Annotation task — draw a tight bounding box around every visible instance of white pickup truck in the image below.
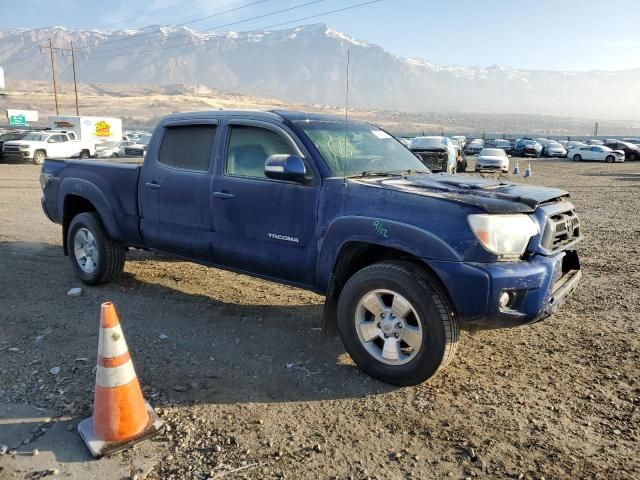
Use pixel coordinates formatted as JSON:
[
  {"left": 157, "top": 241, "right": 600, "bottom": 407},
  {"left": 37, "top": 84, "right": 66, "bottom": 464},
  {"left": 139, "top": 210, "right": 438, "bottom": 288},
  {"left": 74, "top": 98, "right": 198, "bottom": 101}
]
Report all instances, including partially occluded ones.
[{"left": 2, "top": 131, "right": 96, "bottom": 164}]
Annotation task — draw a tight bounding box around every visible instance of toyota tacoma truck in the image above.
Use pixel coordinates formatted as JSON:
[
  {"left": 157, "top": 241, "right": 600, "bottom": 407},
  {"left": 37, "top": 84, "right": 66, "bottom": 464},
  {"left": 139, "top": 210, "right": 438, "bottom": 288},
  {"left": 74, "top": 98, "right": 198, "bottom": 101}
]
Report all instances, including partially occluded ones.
[
  {"left": 4, "top": 130, "right": 96, "bottom": 164},
  {"left": 40, "top": 111, "right": 583, "bottom": 386}
]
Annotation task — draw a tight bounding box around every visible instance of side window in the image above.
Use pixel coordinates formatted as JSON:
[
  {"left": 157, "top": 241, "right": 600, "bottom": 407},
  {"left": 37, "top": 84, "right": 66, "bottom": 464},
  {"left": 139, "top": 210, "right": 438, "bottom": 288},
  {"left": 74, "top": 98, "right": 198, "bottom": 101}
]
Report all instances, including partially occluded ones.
[
  {"left": 58, "top": 135, "right": 69, "bottom": 143},
  {"left": 226, "top": 125, "right": 297, "bottom": 179},
  {"left": 158, "top": 125, "right": 217, "bottom": 171}
]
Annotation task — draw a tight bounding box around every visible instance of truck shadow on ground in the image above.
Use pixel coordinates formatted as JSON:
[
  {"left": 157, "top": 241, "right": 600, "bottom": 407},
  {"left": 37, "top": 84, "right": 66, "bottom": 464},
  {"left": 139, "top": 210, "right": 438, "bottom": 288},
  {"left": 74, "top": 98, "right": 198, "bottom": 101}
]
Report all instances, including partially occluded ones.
[{"left": 1, "top": 241, "right": 397, "bottom": 413}]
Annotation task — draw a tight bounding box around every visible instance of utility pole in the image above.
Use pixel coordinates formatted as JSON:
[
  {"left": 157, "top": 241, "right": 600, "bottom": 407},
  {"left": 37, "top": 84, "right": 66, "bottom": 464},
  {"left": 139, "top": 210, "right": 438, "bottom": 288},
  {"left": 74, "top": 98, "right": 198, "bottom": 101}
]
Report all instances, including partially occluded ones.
[
  {"left": 41, "top": 38, "right": 60, "bottom": 115},
  {"left": 40, "top": 40, "right": 84, "bottom": 115},
  {"left": 593, "top": 122, "right": 599, "bottom": 137},
  {"left": 70, "top": 41, "right": 79, "bottom": 115}
]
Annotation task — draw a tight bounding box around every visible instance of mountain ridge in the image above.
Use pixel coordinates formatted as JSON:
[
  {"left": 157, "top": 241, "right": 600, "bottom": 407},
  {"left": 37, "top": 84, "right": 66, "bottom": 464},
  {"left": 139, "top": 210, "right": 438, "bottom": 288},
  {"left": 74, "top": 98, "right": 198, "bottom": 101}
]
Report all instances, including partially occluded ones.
[{"left": 1, "top": 24, "right": 639, "bottom": 120}]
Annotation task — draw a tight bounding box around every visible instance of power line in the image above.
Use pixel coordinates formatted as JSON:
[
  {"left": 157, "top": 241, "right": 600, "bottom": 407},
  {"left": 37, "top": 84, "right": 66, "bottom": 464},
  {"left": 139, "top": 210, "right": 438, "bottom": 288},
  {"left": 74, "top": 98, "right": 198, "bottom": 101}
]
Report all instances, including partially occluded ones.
[
  {"left": 76, "top": 0, "right": 272, "bottom": 54},
  {"left": 81, "top": 0, "right": 382, "bottom": 75},
  {"left": 84, "top": 0, "right": 325, "bottom": 58},
  {"left": 87, "top": 0, "right": 381, "bottom": 63},
  {"left": 91, "top": 0, "right": 199, "bottom": 30}
]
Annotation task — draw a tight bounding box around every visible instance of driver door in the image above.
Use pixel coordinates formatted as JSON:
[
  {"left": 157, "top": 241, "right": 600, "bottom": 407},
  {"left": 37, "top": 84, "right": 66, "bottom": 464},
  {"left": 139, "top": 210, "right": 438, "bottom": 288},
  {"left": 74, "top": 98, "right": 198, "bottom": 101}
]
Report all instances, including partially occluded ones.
[{"left": 211, "top": 120, "right": 319, "bottom": 286}]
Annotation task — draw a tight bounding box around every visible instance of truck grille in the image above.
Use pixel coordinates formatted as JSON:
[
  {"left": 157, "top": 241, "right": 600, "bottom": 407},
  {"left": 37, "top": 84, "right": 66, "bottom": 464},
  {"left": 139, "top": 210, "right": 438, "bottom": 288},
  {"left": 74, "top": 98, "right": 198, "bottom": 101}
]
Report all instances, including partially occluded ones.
[
  {"left": 541, "top": 210, "right": 581, "bottom": 251},
  {"left": 3, "top": 145, "right": 20, "bottom": 153},
  {"left": 125, "top": 148, "right": 144, "bottom": 156}
]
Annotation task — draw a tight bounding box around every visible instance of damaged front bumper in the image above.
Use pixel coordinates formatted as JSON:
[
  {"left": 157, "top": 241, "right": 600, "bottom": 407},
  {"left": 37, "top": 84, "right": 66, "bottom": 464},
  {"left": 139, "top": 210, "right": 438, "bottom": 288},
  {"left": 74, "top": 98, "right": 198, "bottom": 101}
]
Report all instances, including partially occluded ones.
[{"left": 425, "top": 249, "right": 582, "bottom": 329}]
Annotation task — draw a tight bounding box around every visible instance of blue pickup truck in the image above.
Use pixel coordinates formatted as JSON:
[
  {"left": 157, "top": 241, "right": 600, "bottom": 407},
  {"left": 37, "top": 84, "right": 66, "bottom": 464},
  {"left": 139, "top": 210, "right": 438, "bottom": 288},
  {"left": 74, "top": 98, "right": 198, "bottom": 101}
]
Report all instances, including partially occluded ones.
[{"left": 40, "top": 110, "right": 582, "bottom": 385}]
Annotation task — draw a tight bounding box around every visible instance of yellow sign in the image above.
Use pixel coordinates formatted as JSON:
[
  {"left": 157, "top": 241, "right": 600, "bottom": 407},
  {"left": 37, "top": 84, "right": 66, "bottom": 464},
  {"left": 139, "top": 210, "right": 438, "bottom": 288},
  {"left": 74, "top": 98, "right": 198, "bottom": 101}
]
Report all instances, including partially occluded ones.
[{"left": 95, "top": 121, "right": 111, "bottom": 137}]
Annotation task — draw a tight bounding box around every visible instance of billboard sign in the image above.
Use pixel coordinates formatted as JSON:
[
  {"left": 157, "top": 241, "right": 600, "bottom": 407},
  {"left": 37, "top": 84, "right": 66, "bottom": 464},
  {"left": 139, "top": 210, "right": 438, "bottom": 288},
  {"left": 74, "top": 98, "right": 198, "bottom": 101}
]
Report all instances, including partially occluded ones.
[{"left": 7, "top": 109, "right": 39, "bottom": 122}]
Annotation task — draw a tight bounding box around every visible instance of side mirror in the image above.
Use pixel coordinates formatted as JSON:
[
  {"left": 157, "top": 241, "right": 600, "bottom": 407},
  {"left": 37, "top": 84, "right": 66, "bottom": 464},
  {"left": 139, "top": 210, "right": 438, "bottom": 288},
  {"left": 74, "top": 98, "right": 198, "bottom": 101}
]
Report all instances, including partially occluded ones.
[{"left": 265, "top": 154, "right": 307, "bottom": 182}]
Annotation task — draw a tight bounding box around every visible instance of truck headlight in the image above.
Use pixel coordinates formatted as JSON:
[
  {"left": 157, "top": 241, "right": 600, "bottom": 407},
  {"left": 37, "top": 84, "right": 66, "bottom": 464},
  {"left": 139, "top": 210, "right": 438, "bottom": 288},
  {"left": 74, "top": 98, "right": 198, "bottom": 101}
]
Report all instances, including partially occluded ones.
[
  {"left": 468, "top": 214, "right": 539, "bottom": 259},
  {"left": 19, "top": 145, "right": 30, "bottom": 150}
]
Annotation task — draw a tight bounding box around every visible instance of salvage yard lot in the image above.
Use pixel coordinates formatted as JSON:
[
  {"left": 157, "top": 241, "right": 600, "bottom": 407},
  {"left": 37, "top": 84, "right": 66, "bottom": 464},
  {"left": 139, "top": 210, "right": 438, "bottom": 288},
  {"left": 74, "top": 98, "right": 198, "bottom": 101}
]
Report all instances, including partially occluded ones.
[{"left": 0, "top": 159, "right": 638, "bottom": 479}]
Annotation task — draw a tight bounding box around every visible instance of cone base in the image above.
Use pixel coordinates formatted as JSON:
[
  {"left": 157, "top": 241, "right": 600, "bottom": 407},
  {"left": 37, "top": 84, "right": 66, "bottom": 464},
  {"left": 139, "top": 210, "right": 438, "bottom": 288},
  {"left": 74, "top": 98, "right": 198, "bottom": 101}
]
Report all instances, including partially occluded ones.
[{"left": 78, "top": 402, "right": 164, "bottom": 458}]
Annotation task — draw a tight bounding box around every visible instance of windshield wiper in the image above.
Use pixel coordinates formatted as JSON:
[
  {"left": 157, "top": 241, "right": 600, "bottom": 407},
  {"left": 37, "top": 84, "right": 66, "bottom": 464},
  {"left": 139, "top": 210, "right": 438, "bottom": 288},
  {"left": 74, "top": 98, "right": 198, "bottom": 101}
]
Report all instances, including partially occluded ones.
[{"left": 348, "top": 171, "right": 404, "bottom": 178}]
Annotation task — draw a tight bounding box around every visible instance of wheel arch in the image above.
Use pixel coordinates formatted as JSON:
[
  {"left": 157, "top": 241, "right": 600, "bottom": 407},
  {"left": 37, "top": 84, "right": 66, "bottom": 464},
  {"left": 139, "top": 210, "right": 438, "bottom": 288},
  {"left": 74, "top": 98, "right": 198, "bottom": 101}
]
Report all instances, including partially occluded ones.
[
  {"left": 59, "top": 179, "right": 122, "bottom": 255},
  {"left": 321, "top": 239, "right": 458, "bottom": 336}
]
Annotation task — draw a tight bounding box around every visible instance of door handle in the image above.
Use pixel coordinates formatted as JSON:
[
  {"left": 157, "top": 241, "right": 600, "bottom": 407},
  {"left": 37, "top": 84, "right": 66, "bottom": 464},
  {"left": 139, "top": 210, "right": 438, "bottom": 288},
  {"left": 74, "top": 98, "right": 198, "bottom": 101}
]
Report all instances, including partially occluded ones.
[
  {"left": 145, "top": 182, "right": 162, "bottom": 189},
  {"left": 213, "top": 191, "right": 235, "bottom": 199}
]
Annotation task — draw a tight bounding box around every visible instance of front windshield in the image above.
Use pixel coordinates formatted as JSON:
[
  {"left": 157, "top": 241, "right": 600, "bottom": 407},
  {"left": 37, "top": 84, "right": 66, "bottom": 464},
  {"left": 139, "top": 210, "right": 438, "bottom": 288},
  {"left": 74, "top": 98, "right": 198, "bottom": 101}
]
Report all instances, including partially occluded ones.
[
  {"left": 481, "top": 148, "right": 506, "bottom": 156},
  {"left": 23, "top": 133, "right": 47, "bottom": 141},
  {"left": 297, "top": 120, "right": 429, "bottom": 177}
]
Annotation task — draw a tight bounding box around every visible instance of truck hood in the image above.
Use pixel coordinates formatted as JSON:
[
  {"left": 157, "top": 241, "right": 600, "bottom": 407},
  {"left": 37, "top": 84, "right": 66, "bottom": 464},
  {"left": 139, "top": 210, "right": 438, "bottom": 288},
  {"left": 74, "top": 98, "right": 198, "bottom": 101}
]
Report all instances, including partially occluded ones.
[
  {"left": 4, "top": 140, "right": 37, "bottom": 147},
  {"left": 354, "top": 173, "right": 568, "bottom": 213}
]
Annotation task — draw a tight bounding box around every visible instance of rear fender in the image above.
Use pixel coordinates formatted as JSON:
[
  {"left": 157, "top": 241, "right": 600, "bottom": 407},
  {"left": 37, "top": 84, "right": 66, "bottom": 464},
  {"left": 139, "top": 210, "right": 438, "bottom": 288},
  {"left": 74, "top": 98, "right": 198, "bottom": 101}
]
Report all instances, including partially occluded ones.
[{"left": 58, "top": 178, "right": 122, "bottom": 245}]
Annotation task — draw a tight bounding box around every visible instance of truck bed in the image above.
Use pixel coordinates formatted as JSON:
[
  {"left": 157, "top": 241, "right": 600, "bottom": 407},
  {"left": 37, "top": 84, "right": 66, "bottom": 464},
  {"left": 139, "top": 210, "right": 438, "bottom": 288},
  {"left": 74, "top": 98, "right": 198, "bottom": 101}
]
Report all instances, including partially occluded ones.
[{"left": 41, "top": 158, "right": 144, "bottom": 246}]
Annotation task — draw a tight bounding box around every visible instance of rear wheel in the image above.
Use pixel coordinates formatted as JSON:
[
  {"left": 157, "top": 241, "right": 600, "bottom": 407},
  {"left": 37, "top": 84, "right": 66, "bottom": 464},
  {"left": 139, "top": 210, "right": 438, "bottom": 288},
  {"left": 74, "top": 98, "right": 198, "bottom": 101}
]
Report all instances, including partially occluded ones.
[
  {"left": 80, "top": 150, "right": 90, "bottom": 159},
  {"left": 33, "top": 150, "right": 46, "bottom": 165},
  {"left": 573, "top": 154, "right": 582, "bottom": 162},
  {"left": 337, "top": 261, "right": 459, "bottom": 386},
  {"left": 110, "top": 153, "right": 118, "bottom": 158},
  {"left": 67, "top": 212, "right": 125, "bottom": 285},
  {"left": 606, "top": 155, "right": 615, "bottom": 163}
]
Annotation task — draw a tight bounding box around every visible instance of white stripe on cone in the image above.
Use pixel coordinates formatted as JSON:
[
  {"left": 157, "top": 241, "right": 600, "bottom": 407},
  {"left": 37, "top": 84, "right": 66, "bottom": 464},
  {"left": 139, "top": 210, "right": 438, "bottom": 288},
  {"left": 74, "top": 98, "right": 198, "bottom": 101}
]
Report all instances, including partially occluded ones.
[
  {"left": 96, "top": 359, "right": 137, "bottom": 388},
  {"left": 98, "top": 324, "right": 129, "bottom": 358}
]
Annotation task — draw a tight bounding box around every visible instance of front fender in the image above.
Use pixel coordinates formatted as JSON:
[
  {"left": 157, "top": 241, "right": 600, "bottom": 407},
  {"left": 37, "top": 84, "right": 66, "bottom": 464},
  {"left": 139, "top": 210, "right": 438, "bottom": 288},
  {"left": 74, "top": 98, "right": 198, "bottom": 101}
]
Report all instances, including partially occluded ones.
[
  {"left": 58, "top": 178, "right": 123, "bottom": 242},
  {"left": 315, "top": 216, "right": 461, "bottom": 290}
]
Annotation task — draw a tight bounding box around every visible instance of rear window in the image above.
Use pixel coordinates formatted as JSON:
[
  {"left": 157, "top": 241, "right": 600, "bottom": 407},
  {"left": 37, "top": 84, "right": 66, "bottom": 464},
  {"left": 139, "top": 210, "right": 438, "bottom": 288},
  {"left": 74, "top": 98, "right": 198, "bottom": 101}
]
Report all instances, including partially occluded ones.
[{"left": 158, "top": 125, "right": 217, "bottom": 171}]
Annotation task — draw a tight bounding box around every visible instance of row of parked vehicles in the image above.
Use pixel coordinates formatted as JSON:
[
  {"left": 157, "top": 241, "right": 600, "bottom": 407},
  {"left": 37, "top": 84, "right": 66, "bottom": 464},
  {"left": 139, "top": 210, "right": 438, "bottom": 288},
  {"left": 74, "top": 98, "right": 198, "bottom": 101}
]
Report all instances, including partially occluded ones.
[
  {"left": 463, "top": 136, "right": 640, "bottom": 162},
  {"left": 0, "top": 116, "right": 151, "bottom": 164}
]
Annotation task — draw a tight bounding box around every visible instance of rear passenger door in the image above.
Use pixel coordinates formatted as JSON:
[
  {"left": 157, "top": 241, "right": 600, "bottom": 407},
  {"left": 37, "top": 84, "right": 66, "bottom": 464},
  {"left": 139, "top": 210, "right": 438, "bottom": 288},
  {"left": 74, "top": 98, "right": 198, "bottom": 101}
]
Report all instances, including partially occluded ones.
[
  {"left": 211, "top": 120, "right": 319, "bottom": 286},
  {"left": 139, "top": 121, "right": 218, "bottom": 260}
]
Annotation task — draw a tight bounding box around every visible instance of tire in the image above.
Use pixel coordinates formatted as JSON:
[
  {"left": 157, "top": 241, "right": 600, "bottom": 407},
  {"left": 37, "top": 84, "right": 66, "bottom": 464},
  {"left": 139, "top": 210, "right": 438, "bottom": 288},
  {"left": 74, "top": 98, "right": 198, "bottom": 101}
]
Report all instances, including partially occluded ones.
[
  {"left": 573, "top": 154, "right": 581, "bottom": 162},
  {"left": 110, "top": 153, "right": 118, "bottom": 158},
  {"left": 628, "top": 153, "right": 636, "bottom": 161},
  {"left": 67, "top": 212, "right": 125, "bottom": 285},
  {"left": 80, "top": 150, "right": 90, "bottom": 159},
  {"left": 456, "top": 160, "right": 466, "bottom": 173},
  {"left": 336, "top": 261, "right": 459, "bottom": 386},
  {"left": 605, "top": 155, "right": 614, "bottom": 163},
  {"left": 33, "top": 150, "right": 46, "bottom": 165}
]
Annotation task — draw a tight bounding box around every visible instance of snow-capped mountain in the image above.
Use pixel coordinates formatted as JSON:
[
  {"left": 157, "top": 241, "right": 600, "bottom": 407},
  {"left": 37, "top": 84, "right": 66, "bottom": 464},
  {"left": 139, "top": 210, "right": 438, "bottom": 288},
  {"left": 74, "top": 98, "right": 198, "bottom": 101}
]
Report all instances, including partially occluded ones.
[{"left": 1, "top": 24, "right": 638, "bottom": 119}]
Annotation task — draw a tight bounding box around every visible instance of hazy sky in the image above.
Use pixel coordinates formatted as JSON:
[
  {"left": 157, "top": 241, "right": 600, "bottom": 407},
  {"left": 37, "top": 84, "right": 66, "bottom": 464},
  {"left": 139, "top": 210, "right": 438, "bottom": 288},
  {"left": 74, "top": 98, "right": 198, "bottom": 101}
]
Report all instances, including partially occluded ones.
[{"left": 1, "top": 0, "right": 639, "bottom": 71}]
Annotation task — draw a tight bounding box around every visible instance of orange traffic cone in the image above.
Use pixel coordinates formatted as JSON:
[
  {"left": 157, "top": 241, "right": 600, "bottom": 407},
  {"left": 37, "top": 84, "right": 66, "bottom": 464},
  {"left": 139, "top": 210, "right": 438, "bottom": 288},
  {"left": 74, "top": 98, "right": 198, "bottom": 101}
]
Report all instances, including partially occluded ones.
[{"left": 78, "top": 302, "right": 163, "bottom": 457}]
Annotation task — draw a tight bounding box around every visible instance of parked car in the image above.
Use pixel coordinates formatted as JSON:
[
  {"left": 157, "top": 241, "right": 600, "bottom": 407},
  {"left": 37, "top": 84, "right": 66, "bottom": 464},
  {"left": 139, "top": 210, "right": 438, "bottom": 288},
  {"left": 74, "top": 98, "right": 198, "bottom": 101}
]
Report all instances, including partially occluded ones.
[
  {"left": 465, "top": 139, "right": 484, "bottom": 155},
  {"left": 475, "top": 148, "right": 509, "bottom": 173},
  {"left": 543, "top": 141, "right": 568, "bottom": 158},
  {"left": 569, "top": 145, "right": 624, "bottom": 162},
  {"left": 491, "top": 139, "right": 514, "bottom": 155},
  {"left": 95, "top": 140, "right": 134, "bottom": 159},
  {"left": 451, "top": 135, "right": 466, "bottom": 149},
  {"left": 586, "top": 139, "right": 604, "bottom": 145},
  {"left": 514, "top": 139, "right": 542, "bottom": 158},
  {"left": 39, "top": 110, "right": 583, "bottom": 386},
  {"left": 409, "top": 136, "right": 458, "bottom": 173},
  {"left": 603, "top": 140, "right": 640, "bottom": 161},
  {"left": 565, "top": 141, "right": 586, "bottom": 152},
  {"left": 0, "top": 131, "right": 27, "bottom": 160},
  {"left": 3, "top": 131, "right": 96, "bottom": 164}
]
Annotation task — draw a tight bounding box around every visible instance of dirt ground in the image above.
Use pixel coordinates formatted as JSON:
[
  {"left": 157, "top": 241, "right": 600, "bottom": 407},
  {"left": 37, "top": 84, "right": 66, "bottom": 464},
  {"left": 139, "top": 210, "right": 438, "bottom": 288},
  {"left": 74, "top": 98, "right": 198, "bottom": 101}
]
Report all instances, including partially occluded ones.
[{"left": 0, "top": 158, "right": 638, "bottom": 480}]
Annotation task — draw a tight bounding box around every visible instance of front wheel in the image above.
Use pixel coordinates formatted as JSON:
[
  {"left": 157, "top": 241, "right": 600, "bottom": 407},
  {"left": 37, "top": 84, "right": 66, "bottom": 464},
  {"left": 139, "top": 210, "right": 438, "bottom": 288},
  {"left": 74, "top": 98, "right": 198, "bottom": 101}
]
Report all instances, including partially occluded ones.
[
  {"left": 67, "top": 212, "right": 125, "bottom": 285},
  {"left": 33, "top": 150, "right": 46, "bottom": 165},
  {"left": 80, "top": 150, "right": 90, "bottom": 159},
  {"left": 605, "top": 155, "right": 615, "bottom": 163},
  {"left": 337, "top": 261, "right": 459, "bottom": 386}
]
